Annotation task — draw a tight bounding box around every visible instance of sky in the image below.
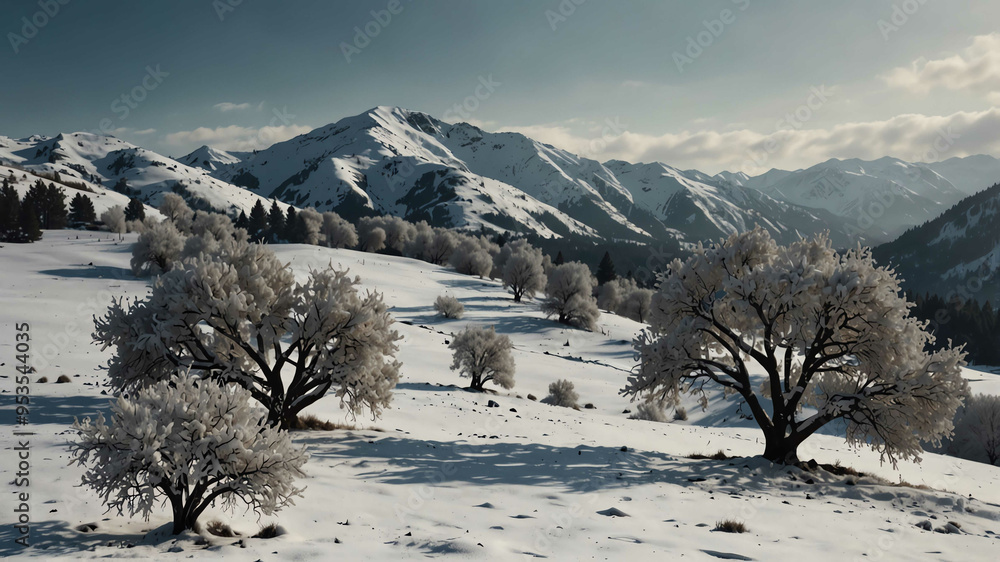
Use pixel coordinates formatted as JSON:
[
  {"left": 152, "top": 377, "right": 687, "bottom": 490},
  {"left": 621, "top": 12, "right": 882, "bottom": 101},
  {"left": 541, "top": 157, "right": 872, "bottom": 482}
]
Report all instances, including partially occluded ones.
[{"left": 3, "top": 0, "right": 1000, "bottom": 174}]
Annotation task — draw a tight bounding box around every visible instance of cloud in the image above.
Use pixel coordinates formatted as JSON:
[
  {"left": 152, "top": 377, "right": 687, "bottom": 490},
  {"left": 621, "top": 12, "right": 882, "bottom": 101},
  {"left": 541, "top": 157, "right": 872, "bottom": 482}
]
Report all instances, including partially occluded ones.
[
  {"left": 163, "top": 124, "right": 313, "bottom": 151},
  {"left": 132, "top": 128, "right": 157, "bottom": 135},
  {"left": 499, "top": 108, "right": 1000, "bottom": 174},
  {"left": 212, "top": 102, "right": 255, "bottom": 112},
  {"left": 882, "top": 34, "right": 1000, "bottom": 96}
]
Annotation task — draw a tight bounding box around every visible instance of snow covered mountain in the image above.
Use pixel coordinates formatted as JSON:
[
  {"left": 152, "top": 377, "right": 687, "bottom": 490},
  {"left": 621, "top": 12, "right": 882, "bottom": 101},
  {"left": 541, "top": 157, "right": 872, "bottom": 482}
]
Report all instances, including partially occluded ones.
[
  {"left": 922, "top": 154, "right": 1000, "bottom": 195},
  {"left": 874, "top": 181, "right": 1000, "bottom": 304},
  {"left": 604, "top": 160, "right": 864, "bottom": 247},
  {"left": 0, "top": 133, "right": 285, "bottom": 215},
  {"left": 177, "top": 145, "right": 243, "bottom": 172},
  {"left": 718, "top": 156, "right": 1000, "bottom": 240},
  {"left": 6, "top": 109, "right": 1000, "bottom": 247},
  {"left": 196, "top": 106, "right": 862, "bottom": 245}
]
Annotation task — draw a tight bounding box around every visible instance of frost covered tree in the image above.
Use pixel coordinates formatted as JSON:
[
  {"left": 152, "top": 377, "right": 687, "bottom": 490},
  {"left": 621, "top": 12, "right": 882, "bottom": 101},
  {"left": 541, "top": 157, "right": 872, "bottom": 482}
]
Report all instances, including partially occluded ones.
[
  {"left": 619, "top": 287, "right": 653, "bottom": 323},
  {"left": 94, "top": 241, "right": 403, "bottom": 429},
  {"left": 131, "top": 218, "right": 185, "bottom": 276},
  {"left": 543, "top": 379, "right": 579, "bottom": 408},
  {"left": 542, "top": 262, "right": 600, "bottom": 331},
  {"left": 434, "top": 294, "right": 464, "bottom": 319},
  {"left": 158, "top": 192, "right": 195, "bottom": 232},
  {"left": 359, "top": 216, "right": 416, "bottom": 253},
  {"left": 449, "top": 326, "right": 515, "bottom": 391},
  {"left": 625, "top": 228, "right": 968, "bottom": 465},
  {"left": 360, "top": 226, "right": 387, "bottom": 252},
  {"left": 947, "top": 394, "right": 1000, "bottom": 465},
  {"left": 101, "top": 205, "right": 126, "bottom": 240},
  {"left": 70, "top": 372, "right": 307, "bottom": 534},
  {"left": 321, "top": 211, "right": 358, "bottom": 249},
  {"left": 408, "top": 227, "right": 457, "bottom": 265},
  {"left": 179, "top": 212, "right": 248, "bottom": 261},
  {"left": 497, "top": 240, "right": 546, "bottom": 302},
  {"left": 450, "top": 235, "right": 495, "bottom": 278}
]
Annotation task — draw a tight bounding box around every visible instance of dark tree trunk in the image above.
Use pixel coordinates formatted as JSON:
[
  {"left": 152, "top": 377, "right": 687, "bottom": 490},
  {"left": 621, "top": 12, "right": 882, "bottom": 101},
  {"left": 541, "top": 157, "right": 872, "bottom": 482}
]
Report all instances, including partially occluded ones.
[{"left": 762, "top": 434, "right": 800, "bottom": 465}]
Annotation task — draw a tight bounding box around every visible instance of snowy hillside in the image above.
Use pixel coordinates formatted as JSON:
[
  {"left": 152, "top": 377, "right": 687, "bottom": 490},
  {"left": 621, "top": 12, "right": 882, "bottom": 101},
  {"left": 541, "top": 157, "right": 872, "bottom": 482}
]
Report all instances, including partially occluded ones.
[
  {"left": 1, "top": 233, "right": 999, "bottom": 560},
  {"left": 0, "top": 133, "right": 287, "bottom": 215},
  {"left": 0, "top": 164, "right": 159, "bottom": 218},
  {"left": 874, "top": 181, "right": 1000, "bottom": 303}
]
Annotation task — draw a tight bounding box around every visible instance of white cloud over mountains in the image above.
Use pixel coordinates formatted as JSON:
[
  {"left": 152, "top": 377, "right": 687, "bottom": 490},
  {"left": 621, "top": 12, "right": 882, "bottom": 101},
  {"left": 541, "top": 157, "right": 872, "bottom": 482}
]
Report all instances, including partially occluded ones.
[
  {"left": 502, "top": 108, "right": 1000, "bottom": 175},
  {"left": 164, "top": 124, "right": 312, "bottom": 152}
]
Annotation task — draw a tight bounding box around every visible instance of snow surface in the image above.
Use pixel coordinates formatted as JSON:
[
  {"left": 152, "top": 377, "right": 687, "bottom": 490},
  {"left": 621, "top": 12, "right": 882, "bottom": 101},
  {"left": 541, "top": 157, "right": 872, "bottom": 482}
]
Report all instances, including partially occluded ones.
[{"left": 1, "top": 233, "right": 999, "bottom": 561}]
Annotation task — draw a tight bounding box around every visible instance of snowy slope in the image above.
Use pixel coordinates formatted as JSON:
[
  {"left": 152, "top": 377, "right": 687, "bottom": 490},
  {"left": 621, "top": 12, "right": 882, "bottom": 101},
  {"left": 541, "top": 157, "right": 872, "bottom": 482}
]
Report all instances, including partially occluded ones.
[
  {"left": 874, "top": 181, "right": 1000, "bottom": 303},
  {"left": 1, "top": 234, "right": 999, "bottom": 561},
  {"left": 0, "top": 133, "right": 287, "bottom": 215},
  {"left": 0, "top": 164, "right": 159, "bottom": 218}
]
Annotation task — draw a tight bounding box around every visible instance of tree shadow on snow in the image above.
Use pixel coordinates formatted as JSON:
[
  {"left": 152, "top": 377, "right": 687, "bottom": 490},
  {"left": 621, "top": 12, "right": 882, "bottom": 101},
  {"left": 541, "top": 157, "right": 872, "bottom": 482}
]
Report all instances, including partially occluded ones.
[
  {"left": 0, "top": 519, "right": 179, "bottom": 558},
  {"left": 296, "top": 434, "right": 681, "bottom": 494},
  {"left": 39, "top": 265, "right": 134, "bottom": 281},
  {"left": 31, "top": 393, "right": 114, "bottom": 426}
]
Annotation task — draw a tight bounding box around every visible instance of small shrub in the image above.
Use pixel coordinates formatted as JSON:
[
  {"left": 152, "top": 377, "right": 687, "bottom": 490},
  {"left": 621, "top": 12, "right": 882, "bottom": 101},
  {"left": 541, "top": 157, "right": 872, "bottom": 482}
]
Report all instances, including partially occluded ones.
[
  {"left": 205, "top": 520, "right": 236, "bottom": 537},
  {"left": 543, "top": 379, "right": 578, "bottom": 408},
  {"left": 673, "top": 407, "right": 688, "bottom": 421},
  {"left": 434, "top": 295, "right": 465, "bottom": 319},
  {"left": 56, "top": 374, "right": 71, "bottom": 383},
  {"left": 290, "top": 414, "right": 358, "bottom": 431},
  {"left": 253, "top": 523, "right": 282, "bottom": 539},
  {"left": 714, "top": 519, "right": 748, "bottom": 533},
  {"left": 629, "top": 401, "right": 668, "bottom": 422},
  {"left": 689, "top": 450, "right": 730, "bottom": 460}
]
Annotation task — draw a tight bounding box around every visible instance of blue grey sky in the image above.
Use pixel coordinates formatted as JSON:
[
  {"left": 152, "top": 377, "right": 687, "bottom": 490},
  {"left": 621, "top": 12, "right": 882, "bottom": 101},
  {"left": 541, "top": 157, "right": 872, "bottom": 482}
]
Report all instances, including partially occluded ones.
[{"left": 3, "top": 0, "right": 1000, "bottom": 173}]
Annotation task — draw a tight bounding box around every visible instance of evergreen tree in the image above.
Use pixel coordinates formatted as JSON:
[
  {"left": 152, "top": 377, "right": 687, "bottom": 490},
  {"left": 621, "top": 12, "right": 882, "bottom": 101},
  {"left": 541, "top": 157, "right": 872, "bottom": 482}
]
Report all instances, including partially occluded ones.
[
  {"left": 125, "top": 197, "right": 146, "bottom": 222},
  {"left": 267, "top": 200, "right": 285, "bottom": 242},
  {"left": 69, "top": 193, "right": 97, "bottom": 224},
  {"left": 17, "top": 198, "right": 42, "bottom": 242},
  {"left": 283, "top": 206, "right": 299, "bottom": 242},
  {"left": 234, "top": 210, "right": 249, "bottom": 230},
  {"left": 44, "top": 183, "right": 68, "bottom": 229},
  {"left": 596, "top": 251, "right": 617, "bottom": 285},
  {"left": 0, "top": 181, "right": 22, "bottom": 241},
  {"left": 554, "top": 251, "right": 565, "bottom": 266},
  {"left": 247, "top": 200, "right": 268, "bottom": 239}
]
